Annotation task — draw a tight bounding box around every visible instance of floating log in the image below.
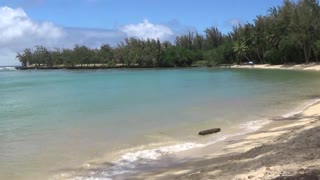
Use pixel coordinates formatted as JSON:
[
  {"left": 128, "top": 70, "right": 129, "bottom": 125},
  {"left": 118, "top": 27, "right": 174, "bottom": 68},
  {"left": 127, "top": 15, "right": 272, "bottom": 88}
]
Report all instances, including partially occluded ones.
[{"left": 198, "top": 128, "right": 221, "bottom": 135}]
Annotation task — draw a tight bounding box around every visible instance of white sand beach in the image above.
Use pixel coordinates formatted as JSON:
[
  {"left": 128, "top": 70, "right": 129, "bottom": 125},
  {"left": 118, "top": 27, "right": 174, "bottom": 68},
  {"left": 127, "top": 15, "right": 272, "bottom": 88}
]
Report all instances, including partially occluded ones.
[
  {"left": 131, "top": 101, "right": 320, "bottom": 179},
  {"left": 232, "top": 64, "right": 320, "bottom": 71}
]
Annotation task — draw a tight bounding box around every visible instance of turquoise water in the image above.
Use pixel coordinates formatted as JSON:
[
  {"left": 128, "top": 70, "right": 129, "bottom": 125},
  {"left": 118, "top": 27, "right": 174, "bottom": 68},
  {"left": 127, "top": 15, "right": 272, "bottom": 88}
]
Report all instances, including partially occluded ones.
[{"left": 1, "top": 68, "right": 320, "bottom": 179}]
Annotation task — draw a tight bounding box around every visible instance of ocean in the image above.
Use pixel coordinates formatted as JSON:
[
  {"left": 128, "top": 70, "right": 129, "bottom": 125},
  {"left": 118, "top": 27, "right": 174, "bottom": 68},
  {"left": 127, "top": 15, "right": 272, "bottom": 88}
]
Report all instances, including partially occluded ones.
[{"left": 1, "top": 68, "right": 320, "bottom": 179}]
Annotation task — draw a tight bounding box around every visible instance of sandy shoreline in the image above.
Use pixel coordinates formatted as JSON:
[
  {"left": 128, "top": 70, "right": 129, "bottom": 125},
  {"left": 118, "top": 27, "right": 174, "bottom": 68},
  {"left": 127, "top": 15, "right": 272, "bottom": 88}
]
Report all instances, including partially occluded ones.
[
  {"left": 231, "top": 64, "right": 320, "bottom": 71},
  {"left": 127, "top": 100, "right": 320, "bottom": 179},
  {"left": 49, "top": 66, "right": 320, "bottom": 180}
]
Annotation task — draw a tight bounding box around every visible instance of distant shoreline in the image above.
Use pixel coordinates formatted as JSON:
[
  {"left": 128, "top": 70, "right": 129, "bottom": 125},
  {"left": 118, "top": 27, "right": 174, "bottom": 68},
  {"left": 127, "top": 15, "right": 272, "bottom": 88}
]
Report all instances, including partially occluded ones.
[
  {"left": 16, "top": 65, "right": 127, "bottom": 70},
  {"left": 230, "top": 63, "right": 320, "bottom": 71},
  {"left": 13, "top": 63, "right": 320, "bottom": 71},
  {"left": 13, "top": 64, "right": 206, "bottom": 70},
  {"left": 15, "top": 65, "right": 172, "bottom": 70}
]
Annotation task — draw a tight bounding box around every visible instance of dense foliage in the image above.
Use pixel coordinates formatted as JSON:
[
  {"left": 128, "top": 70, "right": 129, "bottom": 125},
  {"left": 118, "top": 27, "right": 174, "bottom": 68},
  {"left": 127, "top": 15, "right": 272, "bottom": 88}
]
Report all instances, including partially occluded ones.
[{"left": 17, "top": 0, "right": 320, "bottom": 67}]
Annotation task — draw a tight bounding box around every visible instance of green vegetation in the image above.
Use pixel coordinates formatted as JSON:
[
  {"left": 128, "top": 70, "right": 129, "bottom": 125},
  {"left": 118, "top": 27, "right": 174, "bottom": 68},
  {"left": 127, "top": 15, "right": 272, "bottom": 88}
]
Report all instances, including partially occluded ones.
[{"left": 17, "top": 0, "right": 320, "bottom": 67}]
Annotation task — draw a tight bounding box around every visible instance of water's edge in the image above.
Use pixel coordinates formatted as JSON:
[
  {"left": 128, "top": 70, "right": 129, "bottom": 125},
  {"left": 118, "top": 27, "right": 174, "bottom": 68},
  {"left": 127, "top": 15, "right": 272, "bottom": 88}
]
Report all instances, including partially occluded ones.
[{"left": 53, "top": 98, "right": 320, "bottom": 180}]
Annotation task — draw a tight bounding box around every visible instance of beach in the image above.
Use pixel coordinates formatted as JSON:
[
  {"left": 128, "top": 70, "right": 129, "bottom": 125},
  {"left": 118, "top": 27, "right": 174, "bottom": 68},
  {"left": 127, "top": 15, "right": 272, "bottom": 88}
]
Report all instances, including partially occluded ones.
[
  {"left": 2, "top": 68, "right": 320, "bottom": 180},
  {"left": 129, "top": 97, "right": 320, "bottom": 179},
  {"left": 3, "top": 0, "right": 320, "bottom": 179},
  {"left": 231, "top": 64, "right": 320, "bottom": 71}
]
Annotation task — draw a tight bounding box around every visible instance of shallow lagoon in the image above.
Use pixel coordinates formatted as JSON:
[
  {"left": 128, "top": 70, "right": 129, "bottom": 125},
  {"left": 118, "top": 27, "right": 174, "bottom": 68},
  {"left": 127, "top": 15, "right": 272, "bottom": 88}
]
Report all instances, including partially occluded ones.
[{"left": 1, "top": 68, "right": 320, "bottom": 179}]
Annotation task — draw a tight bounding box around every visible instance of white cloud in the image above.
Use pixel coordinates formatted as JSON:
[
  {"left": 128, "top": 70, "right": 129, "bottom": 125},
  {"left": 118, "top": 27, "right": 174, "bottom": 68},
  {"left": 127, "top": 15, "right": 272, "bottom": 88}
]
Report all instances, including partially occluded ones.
[
  {"left": 0, "top": 6, "right": 64, "bottom": 43},
  {"left": 121, "top": 19, "right": 174, "bottom": 41},
  {"left": 0, "top": 6, "right": 64, "bottom": 65},
  {"left": 0, "top": 7, "right": 181, "bottom": 66}
]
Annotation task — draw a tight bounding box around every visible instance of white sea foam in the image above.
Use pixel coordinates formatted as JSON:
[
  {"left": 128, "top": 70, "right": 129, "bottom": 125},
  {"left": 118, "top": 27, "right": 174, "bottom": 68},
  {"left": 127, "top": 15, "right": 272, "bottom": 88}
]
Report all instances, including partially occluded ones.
[
  {"left": 118, "top": 142, "right": 204, "bottom": 163},
  {"left": 240, "top": 119, "right": 271, "bottom": 132},
  {"left": 64, "top": 99, "right": 320, "bottom": 180},
  {"left": 203, "top": 119, "right": 272, "bottom": 147},
  {"left": 0, "top": 66, "right": 16, "bottom": 71},
  {"left": 67, "top": 117, "right": 277, "bottom": 180},
  {"left": 70, "top": 119, "right": 273, "bottom": 180},
  {"left": 282, "top": 98, "right": 320, "bottom": 118},
  {"left": 68, "top": 142, "right": 205, "bottom": 179}
]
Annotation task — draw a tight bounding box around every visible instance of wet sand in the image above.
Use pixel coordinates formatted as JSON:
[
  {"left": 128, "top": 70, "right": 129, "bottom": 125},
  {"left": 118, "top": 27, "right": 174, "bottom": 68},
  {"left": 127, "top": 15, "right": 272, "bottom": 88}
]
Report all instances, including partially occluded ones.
[{"left": 129, "top": 102, "right": 320, "bottom": 179}]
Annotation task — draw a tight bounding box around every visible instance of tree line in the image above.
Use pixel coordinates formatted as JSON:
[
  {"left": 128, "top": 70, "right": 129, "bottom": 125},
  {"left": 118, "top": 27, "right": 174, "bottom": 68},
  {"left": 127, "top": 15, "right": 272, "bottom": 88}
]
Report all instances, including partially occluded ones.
[{"left": 17, "top": 0, "right": 320, "bottom": 67}]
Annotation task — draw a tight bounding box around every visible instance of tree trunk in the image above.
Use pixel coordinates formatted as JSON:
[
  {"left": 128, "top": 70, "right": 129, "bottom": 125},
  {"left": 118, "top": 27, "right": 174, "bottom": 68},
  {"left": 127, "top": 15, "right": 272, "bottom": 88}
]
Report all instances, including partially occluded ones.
[
  {"left": 244, "top": 55, "right": 250, "bottom": 61},
  {"left": 303, "top": 42, "right": 311, "bottom": 64},
  {"left": 257, "top": 50, "right": 263, "bottom": 64},
  {"left": 304, "top": 47, "right": 309, "bottom": 64}
]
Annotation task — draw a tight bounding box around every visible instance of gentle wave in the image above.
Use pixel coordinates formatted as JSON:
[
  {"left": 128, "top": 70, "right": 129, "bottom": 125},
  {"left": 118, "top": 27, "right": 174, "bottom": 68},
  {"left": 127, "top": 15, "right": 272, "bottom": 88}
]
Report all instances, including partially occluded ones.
[
  {"left": 282, "top": 98, "right": 320, "bottom": 118},
  {"left": 0, "top": 67, "right": 16, "bottom": 71},
  {"left": 238, "top": 119, "right": 271, "bottom": 134},
  {"left": 68, "top": 142, "right": 205, "bottom": 179},
  {"left": 59, "top": 99, "right": 320, "bottom": 180},
  {"left": 66, "top": 120, "right": 271, "bottom": 180}
]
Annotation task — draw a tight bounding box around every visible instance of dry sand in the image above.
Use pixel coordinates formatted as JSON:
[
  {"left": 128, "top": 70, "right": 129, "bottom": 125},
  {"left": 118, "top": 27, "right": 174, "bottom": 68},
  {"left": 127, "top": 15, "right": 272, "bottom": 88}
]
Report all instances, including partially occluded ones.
[
  {"left": 231, "top": 64, "right": 320, "bottom": 71},
  {"left": 128, "top": 102, "right": 320, "bottom": 180}
]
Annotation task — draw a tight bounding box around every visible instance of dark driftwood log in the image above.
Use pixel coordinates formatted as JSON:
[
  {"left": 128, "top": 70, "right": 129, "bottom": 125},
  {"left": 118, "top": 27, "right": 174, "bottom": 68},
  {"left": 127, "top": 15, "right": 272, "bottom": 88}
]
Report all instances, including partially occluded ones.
[{"left": 198, "top": 128, "right": 221, "bottom": 135}]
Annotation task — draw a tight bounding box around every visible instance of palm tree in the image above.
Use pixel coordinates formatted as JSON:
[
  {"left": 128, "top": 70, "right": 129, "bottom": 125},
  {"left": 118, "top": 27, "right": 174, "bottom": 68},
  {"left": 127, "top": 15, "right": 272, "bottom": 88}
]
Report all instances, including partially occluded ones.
[{"left": 233, "top": 40, "right": 249, "bottom": 64}]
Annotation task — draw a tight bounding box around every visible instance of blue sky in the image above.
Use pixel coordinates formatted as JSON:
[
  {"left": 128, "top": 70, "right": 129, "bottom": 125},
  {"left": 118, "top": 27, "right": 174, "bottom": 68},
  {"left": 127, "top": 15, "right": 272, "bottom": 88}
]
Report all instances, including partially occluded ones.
[
  {"left": 0, "top": 0, "right": 283, "bottom": 65},
  {"left": 2, "top": 0, "right": 283, "bottom": 33}
]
